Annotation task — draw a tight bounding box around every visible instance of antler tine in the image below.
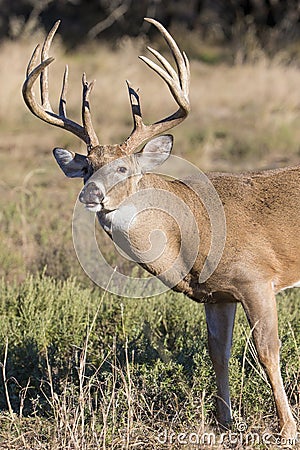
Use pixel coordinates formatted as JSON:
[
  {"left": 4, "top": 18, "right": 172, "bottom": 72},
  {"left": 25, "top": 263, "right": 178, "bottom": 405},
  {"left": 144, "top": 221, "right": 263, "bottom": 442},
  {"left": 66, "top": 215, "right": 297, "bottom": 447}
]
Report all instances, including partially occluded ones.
[
  {"left": 59, "top": 65, "right": 68, "bottom": 117},
  {"left": 126, "top": 80, "right": 143, "bottom": 130},
  {"left": 121, "top": 17, "right": 190, "bottom": 154},
  {"left": 40, "top": 20, "right": 60, "bottom": 111},
  {"left": 26, "top": 44, "right": 40, "bottom": 78},
  {"left": 82, "top": 74, "right": 99, "bottom": 148},
  {"left": 183, "top": 52, "right": 191, "bottom": 89},
  {"left": 138, "top": 54, "right": 189, "bottom": 112},
  {"left": 144, "top": 17, "right": 190, "bottom": 96},
  {"left": 22, "top": 21, "right": 100, "bottom": 148},
  {"left": 146, "top": 45, "right": 179, "bottom": 80}
]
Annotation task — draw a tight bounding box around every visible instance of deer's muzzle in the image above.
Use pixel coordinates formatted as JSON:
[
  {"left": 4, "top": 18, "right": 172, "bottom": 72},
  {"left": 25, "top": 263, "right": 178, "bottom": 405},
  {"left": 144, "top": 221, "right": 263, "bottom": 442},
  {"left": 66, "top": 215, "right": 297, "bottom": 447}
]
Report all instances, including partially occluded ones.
[{"left": 79, "top": 182, "right": 104, "bottom": 208}]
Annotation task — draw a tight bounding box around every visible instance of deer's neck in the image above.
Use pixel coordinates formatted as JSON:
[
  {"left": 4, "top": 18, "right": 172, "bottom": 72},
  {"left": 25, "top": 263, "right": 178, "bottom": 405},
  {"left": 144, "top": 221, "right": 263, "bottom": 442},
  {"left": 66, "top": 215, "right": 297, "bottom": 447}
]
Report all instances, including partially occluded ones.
[
  {"left": 131, "top": 173, "right": 212, "bottom": 287},
  {"left": 97, "top": 172, "right": 212, "bottom": 296}
]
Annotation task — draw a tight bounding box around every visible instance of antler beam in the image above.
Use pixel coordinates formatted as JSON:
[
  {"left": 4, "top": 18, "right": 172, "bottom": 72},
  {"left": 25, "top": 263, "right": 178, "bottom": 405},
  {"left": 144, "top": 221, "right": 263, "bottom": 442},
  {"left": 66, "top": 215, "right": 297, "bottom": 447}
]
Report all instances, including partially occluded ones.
[
  {"left": 22, "top": 20, "right": 99, "bottom": 149},
  {"left": 121, "top": 17, "right": 190, "bottom": 154},
  {"left": 22, "top": 18, "right": 190, "bottom": 154}
]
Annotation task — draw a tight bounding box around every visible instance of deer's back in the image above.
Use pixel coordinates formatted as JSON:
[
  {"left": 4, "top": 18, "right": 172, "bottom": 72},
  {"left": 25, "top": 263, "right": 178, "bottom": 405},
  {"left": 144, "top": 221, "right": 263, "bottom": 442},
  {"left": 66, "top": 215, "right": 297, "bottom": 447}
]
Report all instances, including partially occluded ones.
[{"left": 206, "top": 165, "right": 300, "bottom": 291}]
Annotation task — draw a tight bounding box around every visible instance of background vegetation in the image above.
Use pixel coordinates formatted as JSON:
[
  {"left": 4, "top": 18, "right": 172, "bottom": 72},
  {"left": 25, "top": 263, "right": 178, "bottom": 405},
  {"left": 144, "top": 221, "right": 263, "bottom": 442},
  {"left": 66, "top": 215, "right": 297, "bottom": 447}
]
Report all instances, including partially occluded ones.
[
  {"left": 0, "top": 0, "right": 300, "bottom": 54},
  {"left": 0, "top": 2, "right": 300, "bottom": 448}
]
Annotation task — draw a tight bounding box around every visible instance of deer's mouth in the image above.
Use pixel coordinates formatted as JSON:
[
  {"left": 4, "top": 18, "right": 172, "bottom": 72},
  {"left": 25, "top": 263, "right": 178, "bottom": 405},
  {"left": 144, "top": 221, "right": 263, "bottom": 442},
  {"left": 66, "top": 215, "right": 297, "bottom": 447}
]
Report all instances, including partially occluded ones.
[
  {"left": 83, "top": 202, "right": 102, "bottom": 212},
  {"left": 83, "top": 200, "right": 117, "bottom": 214},
  {"left": 79, "top": 181, "right": 105, "bottom": 212}
]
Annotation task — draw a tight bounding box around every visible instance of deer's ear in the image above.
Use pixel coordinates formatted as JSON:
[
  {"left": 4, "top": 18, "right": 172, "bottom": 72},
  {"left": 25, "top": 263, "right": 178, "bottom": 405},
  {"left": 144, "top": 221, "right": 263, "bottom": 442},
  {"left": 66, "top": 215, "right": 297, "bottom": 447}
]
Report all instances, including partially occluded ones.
[
  {"left": 53, "top": 148, "right": 88, "bottom": 178},
  {"left": 135, "top": 135, "right": 173, "bottom": 173}
]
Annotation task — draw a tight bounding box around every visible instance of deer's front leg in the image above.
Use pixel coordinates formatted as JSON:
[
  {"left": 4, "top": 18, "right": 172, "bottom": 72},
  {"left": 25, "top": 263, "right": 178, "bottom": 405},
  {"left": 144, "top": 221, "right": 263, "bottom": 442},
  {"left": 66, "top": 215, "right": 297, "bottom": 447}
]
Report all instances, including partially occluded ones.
[
  {"left": 241, "top": 283, "right": 297, "bottom": 439},
  {"left": 205, "top": 301, "right": 237, "bottom": 427}
]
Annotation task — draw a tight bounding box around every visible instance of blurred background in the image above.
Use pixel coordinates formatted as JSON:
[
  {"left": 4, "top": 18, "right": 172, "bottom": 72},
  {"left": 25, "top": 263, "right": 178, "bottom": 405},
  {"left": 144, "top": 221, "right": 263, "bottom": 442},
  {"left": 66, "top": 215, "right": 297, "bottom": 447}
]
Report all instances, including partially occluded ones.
[{"left": 1, "top": 0, "right": 300, "bottom": 52}]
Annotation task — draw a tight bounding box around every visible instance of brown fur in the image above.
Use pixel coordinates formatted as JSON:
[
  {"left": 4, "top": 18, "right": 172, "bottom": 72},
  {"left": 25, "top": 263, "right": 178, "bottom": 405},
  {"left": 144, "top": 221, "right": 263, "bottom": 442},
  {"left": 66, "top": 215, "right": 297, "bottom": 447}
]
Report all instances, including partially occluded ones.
[
  {"left": 89, "top": 161, "right": 299, "bottom": 438},
  {"left": 23, "top": 17, "right": 299, "bottom": 441}
]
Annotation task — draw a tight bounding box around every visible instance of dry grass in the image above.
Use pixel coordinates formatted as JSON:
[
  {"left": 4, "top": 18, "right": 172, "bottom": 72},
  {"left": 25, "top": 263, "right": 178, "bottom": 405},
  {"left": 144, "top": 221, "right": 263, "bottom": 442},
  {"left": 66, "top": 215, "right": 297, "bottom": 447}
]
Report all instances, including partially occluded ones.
[{"left": 0, "top": 275, "right": 298, "bottom": 450}]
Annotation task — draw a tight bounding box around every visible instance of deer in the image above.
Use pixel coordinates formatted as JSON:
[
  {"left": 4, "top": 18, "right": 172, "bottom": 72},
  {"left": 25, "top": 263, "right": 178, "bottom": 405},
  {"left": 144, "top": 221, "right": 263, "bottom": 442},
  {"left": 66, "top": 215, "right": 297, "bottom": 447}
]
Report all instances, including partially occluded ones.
[{"left": 22, "top": 18, "right": 299, "bottom": 440}]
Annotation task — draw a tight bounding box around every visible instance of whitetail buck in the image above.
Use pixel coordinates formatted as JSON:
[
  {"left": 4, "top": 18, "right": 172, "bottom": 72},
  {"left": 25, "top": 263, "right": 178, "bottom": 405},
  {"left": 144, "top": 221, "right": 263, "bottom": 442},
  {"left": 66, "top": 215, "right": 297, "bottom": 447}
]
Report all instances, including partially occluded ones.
[{"left": 23, "top": 19, "right": 299, "bottom": 439}]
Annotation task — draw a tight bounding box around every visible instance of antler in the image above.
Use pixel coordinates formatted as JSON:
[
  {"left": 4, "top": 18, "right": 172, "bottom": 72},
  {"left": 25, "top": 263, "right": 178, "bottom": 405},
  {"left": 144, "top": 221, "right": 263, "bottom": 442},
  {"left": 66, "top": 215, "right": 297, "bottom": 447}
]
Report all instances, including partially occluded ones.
[
  {"left": 120, "top": 17, "right": 190, "bottom": 154},
  {"left": 22, "top": 20, "right": 99, "bottom": 149},
  {"left": 22, "top": 18, "right": 189, "bottom": 154}
]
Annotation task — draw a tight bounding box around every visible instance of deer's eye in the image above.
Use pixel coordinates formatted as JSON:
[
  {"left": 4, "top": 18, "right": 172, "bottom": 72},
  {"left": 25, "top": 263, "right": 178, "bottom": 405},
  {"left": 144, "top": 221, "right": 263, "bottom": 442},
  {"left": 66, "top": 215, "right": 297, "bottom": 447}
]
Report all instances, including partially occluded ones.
[{"left": 118, "top": 166, "right": 127, "bottom": 174}]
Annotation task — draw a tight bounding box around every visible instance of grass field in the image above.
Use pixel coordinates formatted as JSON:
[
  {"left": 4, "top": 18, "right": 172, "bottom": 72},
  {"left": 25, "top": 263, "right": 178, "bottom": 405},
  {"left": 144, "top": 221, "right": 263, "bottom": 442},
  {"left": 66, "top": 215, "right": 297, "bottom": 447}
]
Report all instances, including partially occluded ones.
[{"left": 0, "top": 27, "right": 299, "bottom": 449}]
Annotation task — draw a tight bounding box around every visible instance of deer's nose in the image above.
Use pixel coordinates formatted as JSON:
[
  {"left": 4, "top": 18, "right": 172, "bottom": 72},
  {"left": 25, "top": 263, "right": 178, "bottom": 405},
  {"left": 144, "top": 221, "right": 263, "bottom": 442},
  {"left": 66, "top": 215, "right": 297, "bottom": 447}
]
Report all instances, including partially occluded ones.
[{"left": 79, "top": 182, "right": 104, "bottom": 205}]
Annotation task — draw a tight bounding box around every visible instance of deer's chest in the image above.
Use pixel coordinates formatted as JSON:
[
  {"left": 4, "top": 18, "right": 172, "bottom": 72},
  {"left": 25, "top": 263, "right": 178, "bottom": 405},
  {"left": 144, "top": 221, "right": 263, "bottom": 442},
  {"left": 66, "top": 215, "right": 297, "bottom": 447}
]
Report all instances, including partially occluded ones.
[{"left": 97, "top": 204, "right": 138, "bottom": 236}]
